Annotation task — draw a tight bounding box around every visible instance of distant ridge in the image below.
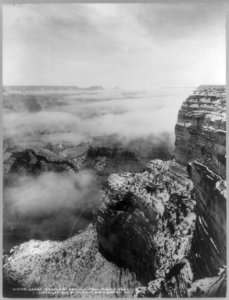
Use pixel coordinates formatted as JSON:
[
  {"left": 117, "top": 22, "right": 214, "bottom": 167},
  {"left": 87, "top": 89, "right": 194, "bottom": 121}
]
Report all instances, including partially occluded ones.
[
  {"left": 196, "top": 84, "right": 225, "bottom": 90},
  {"left": 3, "top": 85, "right": 104, "bottom": 92}
]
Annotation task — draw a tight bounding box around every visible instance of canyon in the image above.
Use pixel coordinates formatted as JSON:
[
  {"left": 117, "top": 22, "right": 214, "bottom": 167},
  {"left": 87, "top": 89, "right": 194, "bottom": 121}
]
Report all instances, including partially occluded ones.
[{"left": 3, "top": 85, "right": 226, "bottom": 297}]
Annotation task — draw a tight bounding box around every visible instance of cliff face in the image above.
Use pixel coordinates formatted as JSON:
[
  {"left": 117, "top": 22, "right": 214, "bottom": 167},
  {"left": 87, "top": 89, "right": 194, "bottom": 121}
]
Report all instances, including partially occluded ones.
[
  {"left": 190, "top": 161, "right": 226, "bottom": 278},
  {"left": 175, "top": 85, "right": 226, "bottom": 179},
  {"left": 175, "top": 85, "right": 226, "bottom": 281}
]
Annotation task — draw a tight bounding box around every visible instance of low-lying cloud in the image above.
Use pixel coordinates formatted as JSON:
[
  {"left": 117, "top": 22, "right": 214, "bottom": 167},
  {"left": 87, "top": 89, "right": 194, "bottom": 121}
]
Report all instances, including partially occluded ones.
[
  {"left": 3, "top": 88, "right": 191, "bottom": 148},
  {"left": 4, "top": 170, "right": 101, "bottom": 247}
]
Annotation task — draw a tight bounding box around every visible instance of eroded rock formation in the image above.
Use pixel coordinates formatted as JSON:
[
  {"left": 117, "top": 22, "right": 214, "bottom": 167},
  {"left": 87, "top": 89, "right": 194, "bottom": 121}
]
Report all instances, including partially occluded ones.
[{"left": 97, "top": 160, "right": 196, "bottom": 287}]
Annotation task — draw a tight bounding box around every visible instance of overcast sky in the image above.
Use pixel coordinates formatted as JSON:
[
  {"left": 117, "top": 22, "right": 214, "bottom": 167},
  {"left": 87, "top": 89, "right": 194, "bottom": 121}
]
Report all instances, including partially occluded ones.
[{"left": 3, "top": 3, "right": 227, "bottom": 88}]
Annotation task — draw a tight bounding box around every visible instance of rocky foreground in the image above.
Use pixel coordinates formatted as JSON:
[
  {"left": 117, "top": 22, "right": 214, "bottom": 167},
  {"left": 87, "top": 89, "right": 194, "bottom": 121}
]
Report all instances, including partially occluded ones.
[
  {"left": 3, "top": 85, "right": 227, "bottom": 297},
  {"left": 3, "top": 225, "right": 140, "bottom": 298}
]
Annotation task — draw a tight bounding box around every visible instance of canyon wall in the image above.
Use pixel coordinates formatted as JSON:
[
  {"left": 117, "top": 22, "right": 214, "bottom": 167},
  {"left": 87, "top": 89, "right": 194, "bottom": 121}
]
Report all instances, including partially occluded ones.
[
  {"left": 175, "top": 85, "right": 226, "bottom": 278},
  {"left": 190, "top": 161, "right": 226, "bottom": 277},
  {"left": 175, "top": 85, "right": 226, "bottom": 179}
]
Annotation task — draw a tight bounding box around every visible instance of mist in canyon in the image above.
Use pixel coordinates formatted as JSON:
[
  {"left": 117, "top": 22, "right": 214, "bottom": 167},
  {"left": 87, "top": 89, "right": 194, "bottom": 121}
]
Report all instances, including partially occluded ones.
[
  {"left": 4, "top": 169, "right": 101, "bottom": 251},
  {"left": 3, "top": 88, "right": 192, "bottom": 150},
  {"left": 3, "top": 87, "right": 191, "bottom": 249}
]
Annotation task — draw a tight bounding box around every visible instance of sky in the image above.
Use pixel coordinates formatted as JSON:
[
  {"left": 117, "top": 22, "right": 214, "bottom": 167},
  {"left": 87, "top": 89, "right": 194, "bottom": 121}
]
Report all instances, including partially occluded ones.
[{"left": 3, "top": 2, "right": 227, "bottom": 88}]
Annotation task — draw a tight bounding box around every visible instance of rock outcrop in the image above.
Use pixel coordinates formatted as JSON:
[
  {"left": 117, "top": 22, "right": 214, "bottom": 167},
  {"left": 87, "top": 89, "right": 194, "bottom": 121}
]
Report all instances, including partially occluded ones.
[
  {"left": 85, "top": 144, "right": 143, "bottom": 178},
  {"left": 97, "top": 160, "right": 196, "bottom": 287}
]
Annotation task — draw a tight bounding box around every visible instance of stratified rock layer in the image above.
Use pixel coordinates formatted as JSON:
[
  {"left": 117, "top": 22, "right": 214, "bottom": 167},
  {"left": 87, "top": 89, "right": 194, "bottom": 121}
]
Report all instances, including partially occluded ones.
[{"left": 175, "top": 85, "right": 226, "bottom": 179}]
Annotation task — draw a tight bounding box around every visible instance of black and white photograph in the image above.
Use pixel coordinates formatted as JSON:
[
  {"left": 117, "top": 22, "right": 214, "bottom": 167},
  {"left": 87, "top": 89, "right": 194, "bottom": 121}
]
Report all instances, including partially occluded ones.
[{"left": 2, "top": 1, "right": 227, "bottom": 298}]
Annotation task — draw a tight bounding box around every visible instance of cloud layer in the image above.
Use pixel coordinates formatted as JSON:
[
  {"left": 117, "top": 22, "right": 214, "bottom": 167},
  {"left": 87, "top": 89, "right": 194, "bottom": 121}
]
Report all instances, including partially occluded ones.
[{"left": 3, "top": 88, "right": 192, "bottom": 148}]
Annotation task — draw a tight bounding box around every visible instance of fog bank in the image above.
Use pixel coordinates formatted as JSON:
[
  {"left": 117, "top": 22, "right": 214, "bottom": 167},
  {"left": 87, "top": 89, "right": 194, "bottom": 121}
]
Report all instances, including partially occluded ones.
[{"left": 4, "top": 170, "right": 101, "bottom": 244}]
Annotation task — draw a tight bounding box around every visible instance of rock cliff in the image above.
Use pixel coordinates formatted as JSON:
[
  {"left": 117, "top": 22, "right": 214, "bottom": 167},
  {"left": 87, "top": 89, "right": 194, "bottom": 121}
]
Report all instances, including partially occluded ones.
[
  {"left": 190, "top": 161, "right": 226, "bottom": 278},
  {"left": 175, "top": 85, "right": 226, "bottom": 295},
  {"left": 175, "top": 85, "right": 226, "bottom": 179}
]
